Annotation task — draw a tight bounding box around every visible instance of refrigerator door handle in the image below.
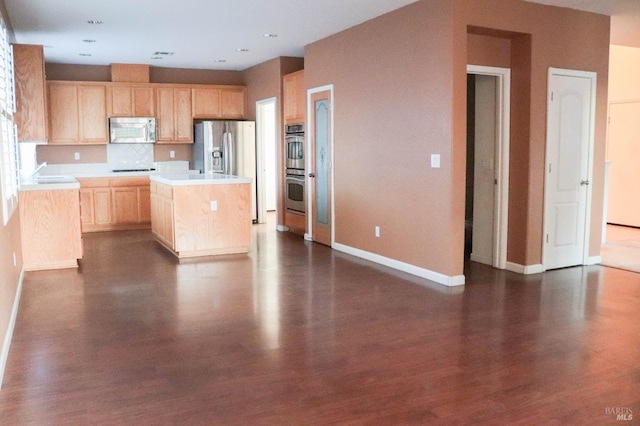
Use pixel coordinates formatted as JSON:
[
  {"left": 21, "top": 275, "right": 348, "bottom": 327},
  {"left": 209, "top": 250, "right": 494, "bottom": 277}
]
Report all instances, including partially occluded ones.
[
  {"left": 222, "top": 132, "right": 229, "bottom": 174},
  {"left": 227, "top": 131, "right": 235, "bottom": 176}
]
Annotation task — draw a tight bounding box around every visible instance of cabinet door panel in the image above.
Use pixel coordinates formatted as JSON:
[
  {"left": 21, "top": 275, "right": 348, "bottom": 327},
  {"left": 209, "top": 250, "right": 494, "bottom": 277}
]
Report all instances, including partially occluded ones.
[
  {"left": 112, "top": 187, "right": 139, "bottom": 224},
  {"left": 192, "top": 87, "right": 220, "bottom": 118},
  {"left": 132, "top": 87, "right": 155, "bottom": 116},
  {"left": 48, "top": 83, "right": 79, "bottom": 143},
  {"left": 174, "top": 88, "right": 193, "bottom": 142},
  {"left": 14, "top": 44, "right": 47, "bottom": 142},
  {"left": 94, "top": 188, "right": 112, "bottom": 224},
  {"left": 79, "top": 85, "right": 108, "bottom": 143},
  {"left": 79, "top": 188, "right": 95, "bottom": 226},
  {"left": 156, "top": 88, "right": 175, "bottom": 141},
  {"left": 107, "top": 85, "right": 132, "bottom": 117},
  {"left": 139, "top": 187, "right": 151, "bottom": 222},
  {"left": 220, "top": 87, "right": 246, "bottom": 119}
]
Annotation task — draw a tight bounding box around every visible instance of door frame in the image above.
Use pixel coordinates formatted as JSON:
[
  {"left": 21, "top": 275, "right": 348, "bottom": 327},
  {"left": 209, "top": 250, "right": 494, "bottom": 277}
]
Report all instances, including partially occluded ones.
[
  {"left": 255, "top": 97, "right": 277, "bottom": 224},
  {"left": 467, "top": 65, "right": 510, "bottom": 269},
  {"left": 305, "top": 85, "right": 335, "bottom": 245},
  {"left": 543, "top": 67, "right": 597, "bottom": 269}
]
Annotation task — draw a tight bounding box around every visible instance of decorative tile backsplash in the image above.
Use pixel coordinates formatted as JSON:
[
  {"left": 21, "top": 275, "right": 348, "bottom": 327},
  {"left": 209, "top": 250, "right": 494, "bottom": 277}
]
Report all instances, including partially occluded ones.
[{"left": 107, "top": 143, "right": 154, "bottom": 170}]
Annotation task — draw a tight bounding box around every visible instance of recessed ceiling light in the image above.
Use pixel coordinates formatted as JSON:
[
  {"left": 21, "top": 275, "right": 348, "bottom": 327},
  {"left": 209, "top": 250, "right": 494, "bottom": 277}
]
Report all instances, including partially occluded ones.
[
  {"left": 79, "top": 53, "right": 92, "bottom": 57},
  {"left": 236, "top": 48, "right": 249, "bottom": 52},
  {"left": 86, "top": 20, "right": 103, "bottom": 25},
  {"left": 213, "top": 59, "right": 227, "bottom": 63},
  {"left": 82, "top": 39, "right": 96, "bottom": 43},
  {"left": 263, "top": 34, "right": 278, "bottom": 38},
  {"left": 153, "top": 51, "right": 174, "bottom": 56}
]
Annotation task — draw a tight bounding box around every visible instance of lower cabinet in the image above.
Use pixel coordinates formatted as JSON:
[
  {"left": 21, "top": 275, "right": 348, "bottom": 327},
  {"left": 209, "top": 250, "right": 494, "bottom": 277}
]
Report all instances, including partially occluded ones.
[
  {"left": 78, "top": 176, "right": 151, "bottom": 232},
  {"left": 19, "top": 188, "right": 83, "bottom": 271},
  {"left": 150, "top": 181, "right": 174, "bottom": 249}
]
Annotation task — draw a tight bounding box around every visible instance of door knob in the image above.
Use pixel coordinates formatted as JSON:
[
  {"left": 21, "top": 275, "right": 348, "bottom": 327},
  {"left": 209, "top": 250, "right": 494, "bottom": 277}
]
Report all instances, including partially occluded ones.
[
  {"left": 580, "top": 180, "right": 590, "bottom": 186},
  {"left": 309, "top": 173, "right": 316, "bottom": 178}
]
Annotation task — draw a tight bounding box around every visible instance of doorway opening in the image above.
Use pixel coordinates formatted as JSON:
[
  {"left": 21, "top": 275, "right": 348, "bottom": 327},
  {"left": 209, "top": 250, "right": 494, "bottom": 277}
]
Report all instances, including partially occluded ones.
[
  {"left": 256, "top": 98, "right": 277, "bottom": 228},
  {"left": 465, "top": 65, "right": 510, "bottom": 270}
]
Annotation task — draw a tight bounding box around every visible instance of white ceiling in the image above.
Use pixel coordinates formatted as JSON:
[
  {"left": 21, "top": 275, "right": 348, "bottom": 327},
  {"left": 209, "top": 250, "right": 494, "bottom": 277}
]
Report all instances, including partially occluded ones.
[
  {"left": 3, "top": 0, "right": 419, "bottom": 70},
  {"left": 4, "top": 0, "right": 639, "bottom": 71}
]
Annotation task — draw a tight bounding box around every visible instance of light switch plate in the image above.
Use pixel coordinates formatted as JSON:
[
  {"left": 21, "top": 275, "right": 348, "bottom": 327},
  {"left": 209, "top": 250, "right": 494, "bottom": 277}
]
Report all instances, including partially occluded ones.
[
  {"left": 74, "top": 152, "right": 80, "bottom": 160},
  {"left": 210, "top": 200, "right": 218, "bottom": 211},
  {"left": 170, "top": 150, "right": 175, "bottom": 158},
  {"left": 431, "top": 154, "right": 440, "bottom": 168}
]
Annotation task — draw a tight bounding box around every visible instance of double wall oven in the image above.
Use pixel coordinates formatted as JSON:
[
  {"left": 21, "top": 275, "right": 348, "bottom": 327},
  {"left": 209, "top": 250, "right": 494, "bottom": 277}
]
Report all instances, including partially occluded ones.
[{"left": 285, "top": 123, "right": 305, "bottom": 214}]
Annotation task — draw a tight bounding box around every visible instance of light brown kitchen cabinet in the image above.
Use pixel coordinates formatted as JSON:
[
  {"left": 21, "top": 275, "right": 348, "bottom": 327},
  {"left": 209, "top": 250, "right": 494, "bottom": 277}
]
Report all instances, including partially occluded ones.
[
  {"left": 107, "top": 84, "right": 155, "bottom": 117},
  {"left": 48, "top": 81, "right": 108, "bottom": 144},
  {"left": 283, "top": 70, "right": 305, "bottom": 124},
  {"left": 48, "top": 83, "right": 79, "bottom": 143},
  {"left": 156, "top": 86, "right": 192, "bottom": 143},
  {"left": 13, "top": 44, "right": 48, "bottom": 142},
  {"left": 78, "top": 176, "right": 151, "bottom": 232},
  {"left": 150, "top": 181, "right": 175, "bottom": 249},
  {"left": 79, "top": 85, "right": 108, "bottom": 143},
  {"left": 191, "top": 86, "right": 247, "bottom": 119},
  {"left": 19, "top": 188, "right": 83, "bottom": 271}
]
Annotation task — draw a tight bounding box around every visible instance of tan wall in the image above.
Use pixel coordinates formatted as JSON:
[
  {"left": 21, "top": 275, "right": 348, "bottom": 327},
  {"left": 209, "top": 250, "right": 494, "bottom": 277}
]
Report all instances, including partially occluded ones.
[
  {"left": 243, "top": 56, "right": 303, "bottom": 227},
  {"left": 467, "top": 33, "right": 511, "bottom": 68},
  {"left": 45, "top": 63, "right": 245, "bottom": 85},
  {"left": 609, "top": 45, "right": 640, "bottom": 101},
  {"left": 0, "top": 0, "right": 21, "bottom": 382},
  {"left": 304, "top": 0, "right": 609, "bottom": 277}
]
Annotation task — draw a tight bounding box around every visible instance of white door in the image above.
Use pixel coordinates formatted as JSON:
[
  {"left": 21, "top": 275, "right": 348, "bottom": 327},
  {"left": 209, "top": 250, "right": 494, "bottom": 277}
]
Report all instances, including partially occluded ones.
[
  {"left": 471, "top": 75, "right": 497, "bottom": 266},
  {"left": 607, "top": 101, "right": 640, "bottom": 227},
  {"left": 543, "top": 69, "right": 596, "bottom": 270}
]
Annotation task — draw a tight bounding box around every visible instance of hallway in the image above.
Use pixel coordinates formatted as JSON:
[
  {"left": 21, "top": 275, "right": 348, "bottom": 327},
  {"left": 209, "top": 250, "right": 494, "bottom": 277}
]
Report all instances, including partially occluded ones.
[{"left": 1, "top": 223, "right": 639, "bottom": 424}]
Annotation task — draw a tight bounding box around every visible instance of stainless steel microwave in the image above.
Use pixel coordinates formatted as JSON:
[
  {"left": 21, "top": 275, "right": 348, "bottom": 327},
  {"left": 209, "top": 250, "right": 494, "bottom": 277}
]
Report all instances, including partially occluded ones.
[{"left": 109, "top": 117, "right": 156, "bottom": 143}]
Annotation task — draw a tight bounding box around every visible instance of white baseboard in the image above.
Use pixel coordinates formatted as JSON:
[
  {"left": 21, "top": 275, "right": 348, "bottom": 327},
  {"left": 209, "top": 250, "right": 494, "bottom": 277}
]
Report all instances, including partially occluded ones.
[
  {"left": 0, "top": 267, "right": 24, "bottom": 390},
  {"left": 304, "top": 233, "right": 313, "bottom": 241},
  {"left": 276, "top": 224, "right": 289, "bottom": 232},
  {"left": 586, "top": 256, "right": 602, "bottom": 266},
  {"left": 506, "top": 262, "right": 545, "bottom": 275},
  {"left": 333, "top": 243, "right": 465, "bottom": 287}
]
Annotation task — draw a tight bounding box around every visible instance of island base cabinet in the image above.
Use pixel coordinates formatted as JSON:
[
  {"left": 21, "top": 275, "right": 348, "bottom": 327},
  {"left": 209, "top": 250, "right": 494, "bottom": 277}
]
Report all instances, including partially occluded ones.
[
  {"left": 150, "top": 181, "right": 252, "bottom": 258},
  {"left": 19, "top": 189, "right": 83, "bottom": 271}
]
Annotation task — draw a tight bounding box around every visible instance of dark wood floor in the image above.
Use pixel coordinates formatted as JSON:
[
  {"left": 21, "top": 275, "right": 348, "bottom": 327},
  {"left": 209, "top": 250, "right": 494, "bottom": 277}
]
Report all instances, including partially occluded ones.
[{"left": 1, "top": 221, "right": 639, "bottom": 424}]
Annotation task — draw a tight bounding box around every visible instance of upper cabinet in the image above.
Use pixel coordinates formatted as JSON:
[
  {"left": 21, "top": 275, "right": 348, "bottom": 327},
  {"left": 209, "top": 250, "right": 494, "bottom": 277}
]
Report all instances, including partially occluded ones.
[
  {"left": 48, "top": 81, "right": 108, "bottom": 144},
  {"left": 192, "top": 85, "right": 247, "bottom": 119},
  {"left": 13, "top": 44, "right": 48, "bottom": 142},
  {"left": 156, "top": 85, "right": 193, "bottom": 143},
  {"left": 283, "top": 70, "right": 305, "bottom": 124},
  {"left": 107, "top": 84, "right": 155, "bottom": 117}
]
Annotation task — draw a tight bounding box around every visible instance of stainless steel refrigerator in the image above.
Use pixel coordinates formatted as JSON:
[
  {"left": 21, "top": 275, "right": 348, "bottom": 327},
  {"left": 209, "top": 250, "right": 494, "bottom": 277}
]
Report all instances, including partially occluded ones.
[{"left": 193, "top": 120, "right": 257, "bottom": 221}]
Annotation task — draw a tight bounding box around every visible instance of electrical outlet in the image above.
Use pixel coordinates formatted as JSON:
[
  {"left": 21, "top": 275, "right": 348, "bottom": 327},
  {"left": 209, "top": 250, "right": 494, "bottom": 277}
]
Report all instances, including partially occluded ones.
[
  {"left": 74, "top": 152, "right": 80, "bottom": 160},
  {"left": 170, "top": 150, "right": 175, "bottom": 158},
  {"left": 375, "top": 226, "right": 380, "bottom": 238},
  {"left": 12, "top": 252, "right": 16, "bottom": 267},
  {"left": 431, "top": 154, "right": 440, "bottom": 168},
  {"left": 210, "top": 200, "right": 218, "bottom": 211}
]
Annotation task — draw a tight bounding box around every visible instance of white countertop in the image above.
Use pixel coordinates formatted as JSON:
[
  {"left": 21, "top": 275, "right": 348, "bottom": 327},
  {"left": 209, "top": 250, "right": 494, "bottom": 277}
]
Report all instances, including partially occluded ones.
[
  {"left": 20, "top": 175, "right": 80, "bottom": 191},
  {"left": 151, "top": 173, "right": 252, "bottom": 186},
  {"left": 32, "top": 162, "right": 198, "bottom": 179}
]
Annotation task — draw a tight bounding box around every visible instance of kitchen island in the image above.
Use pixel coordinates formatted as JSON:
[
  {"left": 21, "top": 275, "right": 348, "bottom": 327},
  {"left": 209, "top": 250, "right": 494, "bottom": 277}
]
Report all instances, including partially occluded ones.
[{"left": 150, "top": 173, "right": 252, "bottom": 258}]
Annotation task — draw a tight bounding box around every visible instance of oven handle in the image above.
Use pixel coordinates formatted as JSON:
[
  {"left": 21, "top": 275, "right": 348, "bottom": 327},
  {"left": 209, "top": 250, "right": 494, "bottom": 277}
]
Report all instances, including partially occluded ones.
[{"left": 286, "top": 175, "right": 305, "bottom": 182}]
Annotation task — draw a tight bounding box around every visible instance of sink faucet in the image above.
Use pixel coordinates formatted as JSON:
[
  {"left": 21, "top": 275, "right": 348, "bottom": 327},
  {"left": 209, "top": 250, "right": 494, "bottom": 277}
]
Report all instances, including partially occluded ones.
[{"left": 32, "top": 161, "right": 47, "bottom": 176}]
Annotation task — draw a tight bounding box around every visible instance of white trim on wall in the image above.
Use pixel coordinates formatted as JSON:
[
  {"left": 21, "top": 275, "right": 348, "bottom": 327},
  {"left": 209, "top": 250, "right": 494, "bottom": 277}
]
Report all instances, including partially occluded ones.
[
  {"left": 505, "top": 262, "right": 545, "bottom": 275},
  {"left": 0, "top": 267, "right": 23, "bottom": 389},
  {"left": 467, "top": 65, "right": 511, "bottom": 270},
  {"left": 334, "top": 243, "right": 465, "bottom": 287}
]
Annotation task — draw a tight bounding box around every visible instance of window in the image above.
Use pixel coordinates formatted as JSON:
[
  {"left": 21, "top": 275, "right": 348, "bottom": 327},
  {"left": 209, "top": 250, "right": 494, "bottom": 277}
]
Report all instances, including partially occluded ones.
[{"left": 0, "top": 15, "right": 17, "bottom": 225}]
